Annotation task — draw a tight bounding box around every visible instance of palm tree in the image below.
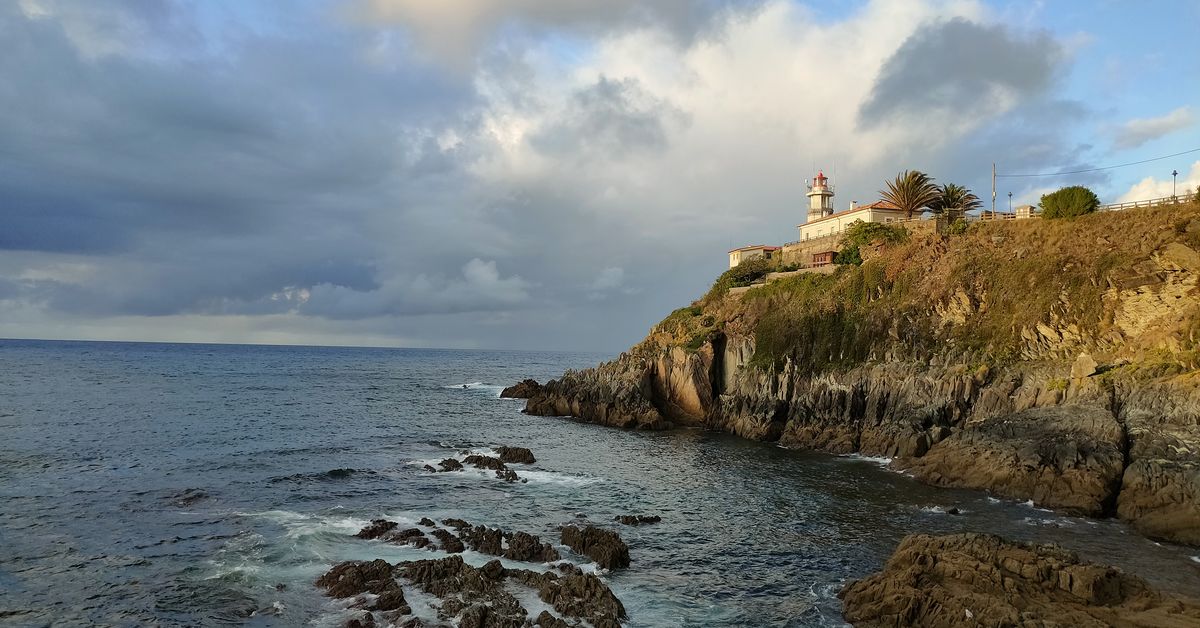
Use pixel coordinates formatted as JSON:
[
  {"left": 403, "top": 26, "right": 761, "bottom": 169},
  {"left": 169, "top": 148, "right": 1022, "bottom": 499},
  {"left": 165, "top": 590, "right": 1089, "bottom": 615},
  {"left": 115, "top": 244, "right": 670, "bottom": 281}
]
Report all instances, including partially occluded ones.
[
  {"left": 929, "top": 183, "right": 982, "bottom": 221},
  {"left": 880, "top": 170, "right": 941, "bottom": 220}
]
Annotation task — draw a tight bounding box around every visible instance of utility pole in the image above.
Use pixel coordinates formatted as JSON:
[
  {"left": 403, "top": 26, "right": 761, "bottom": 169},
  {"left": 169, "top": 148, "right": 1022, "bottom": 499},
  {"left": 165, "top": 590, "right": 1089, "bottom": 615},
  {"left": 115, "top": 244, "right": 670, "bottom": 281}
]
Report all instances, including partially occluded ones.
[
  {"left": 991, "top": 163, "right": 996, "bottom": 219},
  {"left": 1008, "top": 191, "right": 1013, "bottom": 213},
  {"left": 1173, "top": 169, "right": 1179, "bottom": 198}
]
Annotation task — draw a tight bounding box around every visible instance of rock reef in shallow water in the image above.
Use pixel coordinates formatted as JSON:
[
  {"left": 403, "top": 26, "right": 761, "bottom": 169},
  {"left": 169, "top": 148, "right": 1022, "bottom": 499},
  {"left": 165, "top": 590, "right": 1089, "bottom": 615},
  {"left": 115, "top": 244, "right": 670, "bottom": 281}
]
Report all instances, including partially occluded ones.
[{"left": 840, "top": 533, "right": 1200, "bottom": 627}]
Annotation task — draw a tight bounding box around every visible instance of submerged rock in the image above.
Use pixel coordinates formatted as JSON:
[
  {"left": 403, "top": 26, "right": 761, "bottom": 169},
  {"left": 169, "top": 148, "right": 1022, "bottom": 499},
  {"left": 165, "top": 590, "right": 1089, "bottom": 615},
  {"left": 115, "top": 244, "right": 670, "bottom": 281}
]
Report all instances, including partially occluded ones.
[
  {"left": 495, "top": 469, "right": 519, "bottom": 483},
  {"left": 355, "top": 519, "right": 399, "bottom": 540},
  {"left": 561, "top": 525, "right": 629, "bottom": 569},
  {"left": 840, "top": 533, "right": 1200, "bottom": 627},
  {"left": 495, "top": 446, "right": 536, "bottom": 464},
  {"left": 436, "top": 458, "right": 463, "bottom": 472},
  {"left": 500, "top": 379, "right": 542, "bottom": 399},
  {"left": 614, "top": 515, "right": 661, "bottom": 526}
]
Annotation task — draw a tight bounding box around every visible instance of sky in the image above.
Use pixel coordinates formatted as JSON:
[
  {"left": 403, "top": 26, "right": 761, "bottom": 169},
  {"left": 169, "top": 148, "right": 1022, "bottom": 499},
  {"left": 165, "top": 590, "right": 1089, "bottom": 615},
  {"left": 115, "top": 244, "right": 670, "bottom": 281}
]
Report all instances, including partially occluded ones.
[{"left": 1, "top": 0, "right": 1198, "bottom": 352}]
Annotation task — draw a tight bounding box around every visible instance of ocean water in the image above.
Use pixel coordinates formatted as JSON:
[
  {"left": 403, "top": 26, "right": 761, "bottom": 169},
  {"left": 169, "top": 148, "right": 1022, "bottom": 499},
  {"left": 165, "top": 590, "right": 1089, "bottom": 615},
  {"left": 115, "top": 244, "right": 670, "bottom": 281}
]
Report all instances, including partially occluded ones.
[{"left": 1, "top": 339, "right": 1198, "bottom": 627}]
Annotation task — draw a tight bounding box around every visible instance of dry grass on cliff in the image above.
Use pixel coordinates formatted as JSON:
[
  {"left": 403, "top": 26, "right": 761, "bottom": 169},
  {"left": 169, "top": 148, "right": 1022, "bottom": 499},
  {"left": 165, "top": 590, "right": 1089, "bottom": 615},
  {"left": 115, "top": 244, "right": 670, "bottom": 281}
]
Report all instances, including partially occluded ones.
[{"left": 661, "top": 200, "right": 1200, "bottom": 372}]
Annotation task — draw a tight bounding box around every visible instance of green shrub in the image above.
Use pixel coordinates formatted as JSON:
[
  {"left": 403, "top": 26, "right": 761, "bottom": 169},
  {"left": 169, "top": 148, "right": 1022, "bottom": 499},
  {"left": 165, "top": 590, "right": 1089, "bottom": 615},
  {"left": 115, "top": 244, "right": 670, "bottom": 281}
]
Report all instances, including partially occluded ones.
[
  {"left": 835, "top": 220, "right": 907, "bottom": 266},
  {"left": 947, "top": 218, "right": 969, "bottom": 235},
  {"left": 703, "top": 258, "right": 773, "bottom": 301},
  {"left": 1040, "top": 186, "right": 1099, "bottom": 219}
]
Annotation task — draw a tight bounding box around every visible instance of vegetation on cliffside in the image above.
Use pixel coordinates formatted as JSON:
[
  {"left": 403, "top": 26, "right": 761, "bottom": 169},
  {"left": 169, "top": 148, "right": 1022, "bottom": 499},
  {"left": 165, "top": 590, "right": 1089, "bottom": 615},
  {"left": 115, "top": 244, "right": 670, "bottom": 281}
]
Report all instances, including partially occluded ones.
[{"left": 654, "top": 201, "right": 1200, "bottom": 375}]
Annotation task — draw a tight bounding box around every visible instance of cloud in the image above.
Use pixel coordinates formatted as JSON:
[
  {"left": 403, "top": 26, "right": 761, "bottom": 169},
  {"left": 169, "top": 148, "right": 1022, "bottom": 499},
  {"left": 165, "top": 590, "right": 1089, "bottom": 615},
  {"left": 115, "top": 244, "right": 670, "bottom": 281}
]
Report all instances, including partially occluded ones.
[
  {"left": 301, "top": 258, "right": 532, "bottom": 319},
  {"left": 1116, "top": 160, "right": 1200, "bottom": 203},
  {"left": 0, "top": 0, "right": 1135, "bottom": 351},
  {"left": 352, "top": 0, "right": 760, "bottom": 68},
  {"left": 1113, "top": 107, "right": 1195, "bottom": 150},
  {"left": 859, "top": 17, "right": 1062, "bottom": 129}
]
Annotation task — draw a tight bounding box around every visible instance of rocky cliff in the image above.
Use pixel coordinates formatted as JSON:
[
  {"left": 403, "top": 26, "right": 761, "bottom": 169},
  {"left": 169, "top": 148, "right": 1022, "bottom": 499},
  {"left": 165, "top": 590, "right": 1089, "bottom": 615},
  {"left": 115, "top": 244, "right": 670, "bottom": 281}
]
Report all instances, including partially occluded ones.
[{"left": 525, "top": 203, "right": 1200, "bottom": 546}]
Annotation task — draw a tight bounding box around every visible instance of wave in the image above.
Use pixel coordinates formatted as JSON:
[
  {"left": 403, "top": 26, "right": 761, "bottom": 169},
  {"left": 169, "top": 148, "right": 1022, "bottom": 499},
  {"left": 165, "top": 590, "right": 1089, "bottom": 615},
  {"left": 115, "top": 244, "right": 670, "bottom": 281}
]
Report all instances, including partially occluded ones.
[
  {"left": 837, "top": 453, "right": 893, "bottom": 467},
  {"left": 442, "top": 382, "right": 507, "bottom": 397}
]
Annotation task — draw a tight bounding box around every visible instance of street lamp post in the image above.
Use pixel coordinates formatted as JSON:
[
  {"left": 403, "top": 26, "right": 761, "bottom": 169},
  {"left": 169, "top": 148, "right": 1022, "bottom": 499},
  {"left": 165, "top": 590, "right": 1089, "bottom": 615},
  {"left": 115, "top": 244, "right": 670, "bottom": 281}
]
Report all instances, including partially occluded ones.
[
  {"left": 1173, "top": 169, "right": 1179, "bottom": 199},
  {"left": 1008, "top": 191, "right": 1012, "bottom": 213}
]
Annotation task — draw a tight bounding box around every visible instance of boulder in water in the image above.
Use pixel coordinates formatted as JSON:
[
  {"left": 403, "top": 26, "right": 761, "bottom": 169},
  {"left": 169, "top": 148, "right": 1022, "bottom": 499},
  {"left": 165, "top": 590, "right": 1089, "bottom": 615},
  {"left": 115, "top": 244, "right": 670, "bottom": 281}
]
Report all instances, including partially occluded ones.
[
  {"left": 355, "top": 519, "right": 399, "bottom": 540},
  {"left": 561, "top": 525, "right": 630, "bottom": 569},
  {"left": 436, "top": 458, "right": 463, "bottom": 472},
  {"left": 495, "top": 446, "right": 536, "bottom": 464},
  {"left": 500, "top": 379, "right": 542, "bottom": 399},
  {"left": 614, "top": 514, "right": 661, "bottom": 526},
  {"left": 463, "top": 455, "right": 507, "bottom": 471}
]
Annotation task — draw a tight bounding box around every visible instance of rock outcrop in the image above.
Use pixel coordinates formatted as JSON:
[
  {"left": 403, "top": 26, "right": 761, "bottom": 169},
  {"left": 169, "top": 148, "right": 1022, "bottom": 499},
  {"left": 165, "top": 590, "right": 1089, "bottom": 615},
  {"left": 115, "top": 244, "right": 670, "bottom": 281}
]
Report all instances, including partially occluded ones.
[
  {"left": 840, "top": 533, "right": 1200, "bottom": 627},
  {"left": 561, "top": 525, "right": 629, "bottom": 570},
  {"left": 899, "top": 405, "right": 1126, "bottom": 516},
  {"left": 524, "top": 204, "right": 1200, "bottom": 545},
  {"left": 500, "top": 379, "right": 542, "bottom": 399},
  {"left": 495, "top": 446, "right": 536, "bottom": 464}
]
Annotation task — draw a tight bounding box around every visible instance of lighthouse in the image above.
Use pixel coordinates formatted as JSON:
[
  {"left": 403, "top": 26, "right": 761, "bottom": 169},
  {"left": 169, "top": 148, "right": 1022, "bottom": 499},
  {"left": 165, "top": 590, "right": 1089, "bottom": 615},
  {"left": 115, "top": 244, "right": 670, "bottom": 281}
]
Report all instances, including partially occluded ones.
[{"left": 806, "top": 171, "right": 835, "bottom": 222}]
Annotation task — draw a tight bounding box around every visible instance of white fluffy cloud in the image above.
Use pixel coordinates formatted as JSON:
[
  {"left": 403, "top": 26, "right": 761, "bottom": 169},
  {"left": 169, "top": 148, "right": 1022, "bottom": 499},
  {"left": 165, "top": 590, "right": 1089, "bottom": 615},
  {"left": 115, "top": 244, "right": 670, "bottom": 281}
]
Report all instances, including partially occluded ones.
[
  {"left": 1117, "top": 160, "right": 1200, "bottom": 203},
  {"left": 1114, "top": 107, "right": 1195, "bottom": 150}
]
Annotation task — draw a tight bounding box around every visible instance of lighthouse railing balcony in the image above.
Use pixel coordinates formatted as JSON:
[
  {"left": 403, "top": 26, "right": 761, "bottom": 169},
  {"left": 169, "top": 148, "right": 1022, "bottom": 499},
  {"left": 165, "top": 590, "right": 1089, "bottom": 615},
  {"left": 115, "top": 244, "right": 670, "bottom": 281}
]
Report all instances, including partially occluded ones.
[{"left": 806, "top": 183, "right": 835, "bottom": 194}]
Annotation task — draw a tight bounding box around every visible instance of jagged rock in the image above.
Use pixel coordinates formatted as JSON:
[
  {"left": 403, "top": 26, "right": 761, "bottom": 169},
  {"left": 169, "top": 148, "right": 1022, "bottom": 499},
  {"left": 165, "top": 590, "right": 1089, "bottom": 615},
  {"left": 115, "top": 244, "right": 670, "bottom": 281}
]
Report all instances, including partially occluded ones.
[
  {"left": 429, "top": 528, "right": 465, "bottom": 553},
  {"left": 355, "top": 519, "right": 399, "bottom": 540},
  {"left": 422, "top": 464, "right": 437, "bottom": 473},
  {"left": 840, "top": 533, "right": 1200, "bottom": 627},
  {"left": 437, "top": 458, "right": 463, "bottom": 472},
  {"left": 561, "top": 525, "right": 629, "bottom": 569},
  {"left": 442, "top": 518, "right": 470, "bottom": 530},
  {"left": 459, "top": 525, "right": 505, "bottom": 555},
  {"left": 614, "top": 515, "right": 661, "bottom": 526},
  {"left": 504, "top": 531, "right": 561, "bottom": 562},
  {"left": 495, "top": 446, "right": 536, "bottom": 464},
  {"left": 898, "top": 405, "right": 1126, "bottom": 516},
  {"left": 1072, "top": 352, "right": 1099, "bottom": 379},
  {"left": 346, "top": 612, "right": 376, "bottom": 628},
  {"left": 463, "top": 455, "right": 507, "bottom": 471},
  {"left": 500, "top": 379, "right": 542, "bottom": 399},
  {"left": 316, "top": 559, "right": 405, "bottom": 605},
  {"left": 396, "top": 556, "right": 624, "bottom": 628},
  {"left": 418, "top": 517, "right": 436, "bottom": 527},
  {"left": 495, "top": 469, "right": 519, "bottom": 483}
]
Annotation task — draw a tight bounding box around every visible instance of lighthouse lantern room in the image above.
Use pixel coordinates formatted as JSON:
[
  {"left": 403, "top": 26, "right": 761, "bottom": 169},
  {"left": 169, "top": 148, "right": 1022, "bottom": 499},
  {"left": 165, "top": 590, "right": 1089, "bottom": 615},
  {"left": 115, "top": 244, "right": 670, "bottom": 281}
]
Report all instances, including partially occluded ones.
[{"left": 806, "top": 171, "right": 835, "bottom": 222}]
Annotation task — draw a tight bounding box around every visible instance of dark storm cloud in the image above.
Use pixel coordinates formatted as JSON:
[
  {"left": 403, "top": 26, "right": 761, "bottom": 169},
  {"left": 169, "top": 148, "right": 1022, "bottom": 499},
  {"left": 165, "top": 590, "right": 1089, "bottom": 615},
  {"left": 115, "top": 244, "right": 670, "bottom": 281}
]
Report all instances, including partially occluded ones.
[
  {"left": 0, "top": 1, "right": 513, "bottom": 318},
  {"left": 858, "top": 18, "right": 1063, "bottom": 126}
]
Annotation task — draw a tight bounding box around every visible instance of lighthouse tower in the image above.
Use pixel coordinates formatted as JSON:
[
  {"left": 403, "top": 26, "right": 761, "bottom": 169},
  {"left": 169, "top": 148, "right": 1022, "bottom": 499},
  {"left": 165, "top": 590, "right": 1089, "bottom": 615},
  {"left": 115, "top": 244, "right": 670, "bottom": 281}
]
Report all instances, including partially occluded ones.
[{"left": 806, "top": 171, "right": 835, "bottom": 222}]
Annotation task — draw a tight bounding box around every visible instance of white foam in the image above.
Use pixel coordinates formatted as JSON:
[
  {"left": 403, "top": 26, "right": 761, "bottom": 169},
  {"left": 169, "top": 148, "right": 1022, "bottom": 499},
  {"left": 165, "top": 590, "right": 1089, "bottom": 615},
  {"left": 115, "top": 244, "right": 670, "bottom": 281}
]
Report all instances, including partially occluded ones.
[
  {"left": 838, "top": 453, "right": 893, "bottom": 466},
  {"left": 1191, "top": 556, "right": 1199, "bottom": 564},
  {"left": 517, "top": 469, "right": 605, "bottom": 487},
  {"left": 444, "top": 382, "right": 507, "bottom": 397},
  {"left": 918, "top": 505, "right": 966, "bottom": 515}
]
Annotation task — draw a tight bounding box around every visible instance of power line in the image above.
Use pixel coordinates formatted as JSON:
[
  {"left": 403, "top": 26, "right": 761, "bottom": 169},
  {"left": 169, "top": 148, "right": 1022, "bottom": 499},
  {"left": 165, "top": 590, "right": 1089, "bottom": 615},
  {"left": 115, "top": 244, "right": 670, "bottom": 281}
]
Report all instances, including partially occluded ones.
[{"left": 996, "top": 147, "right": 1200, "bottom": 178}]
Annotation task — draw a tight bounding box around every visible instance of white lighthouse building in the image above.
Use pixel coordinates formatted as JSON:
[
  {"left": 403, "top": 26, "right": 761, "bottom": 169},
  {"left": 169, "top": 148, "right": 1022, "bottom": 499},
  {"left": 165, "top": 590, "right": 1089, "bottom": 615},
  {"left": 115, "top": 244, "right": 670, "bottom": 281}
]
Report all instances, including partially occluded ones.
[{"left": 806, "top": 171, "right": 835, "bottom": 222}]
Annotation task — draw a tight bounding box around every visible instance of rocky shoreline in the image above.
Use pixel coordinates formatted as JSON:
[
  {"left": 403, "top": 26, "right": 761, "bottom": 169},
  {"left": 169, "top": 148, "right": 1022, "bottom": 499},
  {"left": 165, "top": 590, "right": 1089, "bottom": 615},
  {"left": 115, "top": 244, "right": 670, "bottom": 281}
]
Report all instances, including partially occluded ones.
[
  {"left": 520, "top": 343, "right": 1200, "bottom": 546},
  {"left": 841, "top": 533, "right": 1200, "bottom": 627}
]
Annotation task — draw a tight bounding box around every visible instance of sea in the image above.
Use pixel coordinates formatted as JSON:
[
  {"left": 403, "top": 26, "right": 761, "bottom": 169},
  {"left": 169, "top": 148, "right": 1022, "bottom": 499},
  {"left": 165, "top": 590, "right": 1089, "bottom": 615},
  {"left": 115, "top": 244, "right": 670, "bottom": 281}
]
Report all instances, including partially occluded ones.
[{"left": 1, "top": 339, "right": 1198, "bottom": 627}]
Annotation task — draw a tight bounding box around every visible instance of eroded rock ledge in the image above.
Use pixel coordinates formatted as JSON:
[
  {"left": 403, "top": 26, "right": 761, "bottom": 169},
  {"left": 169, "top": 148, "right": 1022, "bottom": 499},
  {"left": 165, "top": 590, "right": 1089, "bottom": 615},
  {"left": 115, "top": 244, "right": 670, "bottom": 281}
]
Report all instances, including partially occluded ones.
[
  {"left": 840, "top": 533, "right": 1200, "bottom": 627},
  {"left": 523, "top": 343, "right": 1200, "bottom": 545}
]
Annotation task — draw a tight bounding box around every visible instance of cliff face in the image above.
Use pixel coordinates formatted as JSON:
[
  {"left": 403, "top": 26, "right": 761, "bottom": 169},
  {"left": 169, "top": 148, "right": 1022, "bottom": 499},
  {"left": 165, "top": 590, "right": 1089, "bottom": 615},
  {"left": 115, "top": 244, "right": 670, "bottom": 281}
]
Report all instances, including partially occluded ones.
[{"left": 526, "top": 203, "right": 1200, "bottom": 546}]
